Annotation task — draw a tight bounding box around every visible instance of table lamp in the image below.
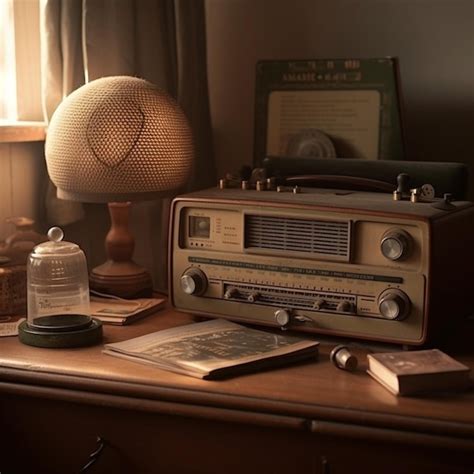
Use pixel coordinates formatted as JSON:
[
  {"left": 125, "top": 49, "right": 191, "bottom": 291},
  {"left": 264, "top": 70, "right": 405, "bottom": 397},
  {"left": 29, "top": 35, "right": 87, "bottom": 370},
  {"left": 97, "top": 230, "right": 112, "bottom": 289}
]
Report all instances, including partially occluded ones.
[{"left": 45, "top": 76, "right": 194, "bottom": 298}]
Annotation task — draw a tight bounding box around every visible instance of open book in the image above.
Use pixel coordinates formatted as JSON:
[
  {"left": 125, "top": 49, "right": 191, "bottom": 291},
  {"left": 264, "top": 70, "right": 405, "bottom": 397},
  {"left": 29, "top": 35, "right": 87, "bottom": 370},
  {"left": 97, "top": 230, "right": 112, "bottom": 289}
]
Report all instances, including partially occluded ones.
[{"left": 103, "top": 319, "right": 319, "bottom": 379}]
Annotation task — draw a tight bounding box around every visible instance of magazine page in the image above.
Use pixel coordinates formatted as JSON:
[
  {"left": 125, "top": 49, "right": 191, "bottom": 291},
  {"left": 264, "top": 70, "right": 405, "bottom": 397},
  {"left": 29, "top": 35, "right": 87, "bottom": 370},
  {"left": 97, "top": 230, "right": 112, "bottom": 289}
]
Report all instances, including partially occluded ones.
[{"left": 104, "top": 319, "right": 319, "bottom": 374}]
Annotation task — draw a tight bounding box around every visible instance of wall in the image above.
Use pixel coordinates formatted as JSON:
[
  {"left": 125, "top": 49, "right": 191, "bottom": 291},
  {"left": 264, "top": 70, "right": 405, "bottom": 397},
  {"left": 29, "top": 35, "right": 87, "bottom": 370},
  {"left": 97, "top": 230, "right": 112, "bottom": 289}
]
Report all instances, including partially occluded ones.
[
  {"left": 205, "top": 0, "right": 474, "bottom": 197},
  {"left": 0, "top": 142, "right": 46, "bottom": 241}
]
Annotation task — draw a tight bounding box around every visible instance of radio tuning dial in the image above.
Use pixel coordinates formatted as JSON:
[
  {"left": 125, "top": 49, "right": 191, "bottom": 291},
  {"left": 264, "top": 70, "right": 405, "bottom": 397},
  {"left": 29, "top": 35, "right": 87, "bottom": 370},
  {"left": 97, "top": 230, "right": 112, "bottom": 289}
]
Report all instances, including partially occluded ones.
[
  {"left": 380, "top": 229, "right": 412, "bottom": 261},
  {"left": 378, "top": 289, "right": 411, "bottom": 321},
  {"left": 180, "top": 268, "right": 208, "bottom": 296}
]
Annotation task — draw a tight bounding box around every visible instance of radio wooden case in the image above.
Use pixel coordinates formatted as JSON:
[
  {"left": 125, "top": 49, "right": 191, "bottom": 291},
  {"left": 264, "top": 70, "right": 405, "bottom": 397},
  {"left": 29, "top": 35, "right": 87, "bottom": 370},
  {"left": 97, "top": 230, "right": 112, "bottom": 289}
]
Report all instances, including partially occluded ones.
[{"left": 169, "top": 186, "right": 474, "bottom": 345}]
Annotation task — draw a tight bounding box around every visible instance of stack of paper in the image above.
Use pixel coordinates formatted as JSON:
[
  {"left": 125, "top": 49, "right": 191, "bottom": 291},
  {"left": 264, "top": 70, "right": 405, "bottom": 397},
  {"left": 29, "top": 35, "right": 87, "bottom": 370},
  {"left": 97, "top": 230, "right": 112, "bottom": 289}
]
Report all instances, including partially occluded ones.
[{"left": 90, "top": 296, "right": 166, "bottom": 325}]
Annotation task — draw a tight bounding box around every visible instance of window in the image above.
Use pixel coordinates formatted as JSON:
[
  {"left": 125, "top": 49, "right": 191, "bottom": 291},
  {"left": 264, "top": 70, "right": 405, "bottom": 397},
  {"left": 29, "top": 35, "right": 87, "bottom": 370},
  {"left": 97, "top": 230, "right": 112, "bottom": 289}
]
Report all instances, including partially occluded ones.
[
  {"left": 0, "top": 0, "right": 42, "bottom": 122},
  {"left": 0, "top": 0, "right": 17, "bottom": 120}
]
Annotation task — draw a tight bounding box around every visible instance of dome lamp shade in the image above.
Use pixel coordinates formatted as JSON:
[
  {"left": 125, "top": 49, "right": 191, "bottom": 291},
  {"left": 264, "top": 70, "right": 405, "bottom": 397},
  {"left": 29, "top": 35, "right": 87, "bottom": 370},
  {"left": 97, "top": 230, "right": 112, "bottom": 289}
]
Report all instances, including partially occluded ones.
[{"left": 45, "top": 75, "right": 193, "bottom": 203}]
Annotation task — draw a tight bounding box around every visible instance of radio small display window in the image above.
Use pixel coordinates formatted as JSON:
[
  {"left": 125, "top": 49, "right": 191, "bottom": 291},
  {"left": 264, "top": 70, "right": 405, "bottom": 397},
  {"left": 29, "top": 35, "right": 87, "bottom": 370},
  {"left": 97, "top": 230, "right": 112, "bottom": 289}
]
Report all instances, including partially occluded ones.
[{"left": 189, "top": 216, "right": 211, "bottom": 238}]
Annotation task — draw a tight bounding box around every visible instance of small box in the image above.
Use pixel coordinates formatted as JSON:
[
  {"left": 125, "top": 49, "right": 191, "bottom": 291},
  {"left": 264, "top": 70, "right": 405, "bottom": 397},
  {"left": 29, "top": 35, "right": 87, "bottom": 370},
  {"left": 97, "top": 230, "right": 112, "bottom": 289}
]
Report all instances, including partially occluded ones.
[{"left": 0, "top": 264, "right": 27, "bottom": 315}]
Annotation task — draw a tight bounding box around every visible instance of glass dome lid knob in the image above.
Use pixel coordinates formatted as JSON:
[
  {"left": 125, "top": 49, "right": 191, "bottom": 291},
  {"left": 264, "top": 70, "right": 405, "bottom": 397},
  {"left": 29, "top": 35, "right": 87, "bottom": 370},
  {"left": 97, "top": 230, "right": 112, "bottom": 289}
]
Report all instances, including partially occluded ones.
[{"left": 47, "top": 226, "right": 64, "bottom": 243}]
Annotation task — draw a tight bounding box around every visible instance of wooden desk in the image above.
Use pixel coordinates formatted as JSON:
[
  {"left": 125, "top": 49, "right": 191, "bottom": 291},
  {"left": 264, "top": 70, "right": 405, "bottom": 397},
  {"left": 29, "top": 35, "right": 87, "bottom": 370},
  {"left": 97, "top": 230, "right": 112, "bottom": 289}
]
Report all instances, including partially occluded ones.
[{"left": 0, "top": 307, "right": 473, "bottom": 473}]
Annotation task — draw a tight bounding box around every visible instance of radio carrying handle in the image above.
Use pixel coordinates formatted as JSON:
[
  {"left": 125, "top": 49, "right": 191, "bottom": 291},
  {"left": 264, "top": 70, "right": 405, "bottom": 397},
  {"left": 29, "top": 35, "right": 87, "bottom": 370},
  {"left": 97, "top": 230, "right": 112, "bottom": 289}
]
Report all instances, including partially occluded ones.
[
  {"left": 285, "top": 175, "right": 395, "bottom": 193},
  {"left": 263, "top": 157, "right": 469, "bottom": 199}
]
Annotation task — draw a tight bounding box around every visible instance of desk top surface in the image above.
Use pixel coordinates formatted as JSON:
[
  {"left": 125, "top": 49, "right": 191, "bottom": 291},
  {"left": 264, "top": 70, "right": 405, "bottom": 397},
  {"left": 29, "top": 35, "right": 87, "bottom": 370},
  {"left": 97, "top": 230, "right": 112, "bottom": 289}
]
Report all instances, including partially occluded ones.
[{"left": 1, "top": 306, "right": 473, "bottom": 437}]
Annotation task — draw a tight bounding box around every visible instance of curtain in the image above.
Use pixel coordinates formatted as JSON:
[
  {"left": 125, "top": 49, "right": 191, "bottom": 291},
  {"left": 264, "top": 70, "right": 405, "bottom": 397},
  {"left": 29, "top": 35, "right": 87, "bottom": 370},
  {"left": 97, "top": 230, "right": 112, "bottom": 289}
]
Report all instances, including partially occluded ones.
[{"left": 39, "top": 0, "right": 216, "bottom": 291}]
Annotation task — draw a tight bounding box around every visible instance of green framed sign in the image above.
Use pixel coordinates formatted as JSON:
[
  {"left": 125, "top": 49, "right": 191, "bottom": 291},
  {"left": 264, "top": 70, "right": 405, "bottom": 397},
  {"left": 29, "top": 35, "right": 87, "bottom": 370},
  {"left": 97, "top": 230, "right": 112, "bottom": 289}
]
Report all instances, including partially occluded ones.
[{"left": 254, "top": 58, "right": 406, "bottom": 166}]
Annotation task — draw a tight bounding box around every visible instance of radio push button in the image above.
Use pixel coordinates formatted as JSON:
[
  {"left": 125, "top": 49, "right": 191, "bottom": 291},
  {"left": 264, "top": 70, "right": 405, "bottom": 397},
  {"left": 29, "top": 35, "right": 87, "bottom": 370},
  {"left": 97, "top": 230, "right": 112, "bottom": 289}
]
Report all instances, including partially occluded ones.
[
  {"left": 378, "top": 289, "right": 411, "bottom": 320},
  {"left": 180, "top": 268, "right": 208, "bottom": 296}
]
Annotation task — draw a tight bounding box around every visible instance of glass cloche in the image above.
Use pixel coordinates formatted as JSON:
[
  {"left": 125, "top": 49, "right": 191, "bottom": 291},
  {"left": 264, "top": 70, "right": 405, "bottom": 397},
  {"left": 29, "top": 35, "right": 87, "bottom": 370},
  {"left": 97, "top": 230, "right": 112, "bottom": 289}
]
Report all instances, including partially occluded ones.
[{"left": 19, "top": 227, "right": 102, "bottom": 347}]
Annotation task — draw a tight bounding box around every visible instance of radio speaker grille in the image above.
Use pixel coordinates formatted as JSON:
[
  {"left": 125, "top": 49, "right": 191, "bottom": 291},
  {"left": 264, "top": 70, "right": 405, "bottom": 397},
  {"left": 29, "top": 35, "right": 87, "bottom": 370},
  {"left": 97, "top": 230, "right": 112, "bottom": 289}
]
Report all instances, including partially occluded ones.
[{"left": 245, "top": 215, "right": 351, "bottom": 261}]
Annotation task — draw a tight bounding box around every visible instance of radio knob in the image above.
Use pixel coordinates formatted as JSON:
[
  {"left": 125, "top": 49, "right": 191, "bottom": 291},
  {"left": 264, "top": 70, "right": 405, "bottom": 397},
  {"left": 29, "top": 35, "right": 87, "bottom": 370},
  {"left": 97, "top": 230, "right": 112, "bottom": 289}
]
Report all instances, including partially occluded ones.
[
  {"left": 247, "top": 292, "right": 260, "bottom": 303},
  {"left": 224, "top": 287, "right": 239, "bottom": 299},
  {"left": 336, "top": 300, "right": 354, "bottom": 313},
  {"left": 378, "top": 289, "right": 411, "bottom": 321},
  {"left": 313, "top": 298, "right": 326, "bottom": 310},
  {"left": 380, "top": 229, "right": 412, "bottom": 261},
  {"left": 180, "top": 268, "right": 208, "bottom": 296},
  {"left": 274, "top": 309, "right": 291, "bottom": 327}
]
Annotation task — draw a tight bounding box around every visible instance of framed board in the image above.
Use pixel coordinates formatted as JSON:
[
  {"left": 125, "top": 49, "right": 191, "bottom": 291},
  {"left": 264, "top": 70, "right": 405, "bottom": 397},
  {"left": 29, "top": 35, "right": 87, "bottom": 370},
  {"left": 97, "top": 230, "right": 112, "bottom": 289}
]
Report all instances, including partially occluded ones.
[{"left": 254, "top": 58, "right": 405, "bottom": 166}]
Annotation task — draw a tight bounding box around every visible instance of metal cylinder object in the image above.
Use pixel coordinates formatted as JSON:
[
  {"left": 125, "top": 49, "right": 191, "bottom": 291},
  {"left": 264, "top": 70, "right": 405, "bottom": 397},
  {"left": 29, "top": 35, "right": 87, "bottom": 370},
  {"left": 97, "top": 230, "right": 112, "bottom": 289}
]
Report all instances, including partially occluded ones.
[{"left": 330, "top": 345, "right": 358, "bottom": 372}]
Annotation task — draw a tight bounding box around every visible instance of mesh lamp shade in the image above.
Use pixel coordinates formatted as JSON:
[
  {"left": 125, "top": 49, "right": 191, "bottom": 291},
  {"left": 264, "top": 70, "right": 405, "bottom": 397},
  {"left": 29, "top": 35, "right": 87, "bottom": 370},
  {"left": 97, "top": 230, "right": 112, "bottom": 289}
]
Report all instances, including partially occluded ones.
[{"left": 45, "top": 76, "right": 194, "bottom": 298}]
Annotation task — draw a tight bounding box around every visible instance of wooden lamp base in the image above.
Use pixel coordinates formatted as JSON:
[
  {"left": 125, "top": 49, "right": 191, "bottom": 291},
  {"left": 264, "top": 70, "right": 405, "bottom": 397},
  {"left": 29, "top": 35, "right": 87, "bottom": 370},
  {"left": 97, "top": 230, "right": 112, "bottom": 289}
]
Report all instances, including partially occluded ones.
[{"left": 89, "top": 202, "right": 153, "bottom": 299}]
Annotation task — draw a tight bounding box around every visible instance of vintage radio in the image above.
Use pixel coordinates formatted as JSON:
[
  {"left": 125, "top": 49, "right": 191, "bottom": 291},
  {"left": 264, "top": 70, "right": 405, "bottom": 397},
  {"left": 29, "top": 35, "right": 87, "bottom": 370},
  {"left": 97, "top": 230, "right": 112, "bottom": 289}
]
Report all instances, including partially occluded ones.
[{"left": 169, "top": 177, "right": 474, "bottom": 345}]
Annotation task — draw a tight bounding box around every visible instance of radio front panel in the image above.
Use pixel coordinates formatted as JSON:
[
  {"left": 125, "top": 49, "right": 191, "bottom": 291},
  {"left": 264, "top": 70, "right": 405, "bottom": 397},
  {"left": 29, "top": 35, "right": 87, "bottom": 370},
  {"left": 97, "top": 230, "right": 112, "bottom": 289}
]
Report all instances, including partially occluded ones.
[
  {"left": 180, "top": 206, "right": 426, "bottom": 270},
  {"left": 171, "top": 199, "right": 430, "bottom": 345}
]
